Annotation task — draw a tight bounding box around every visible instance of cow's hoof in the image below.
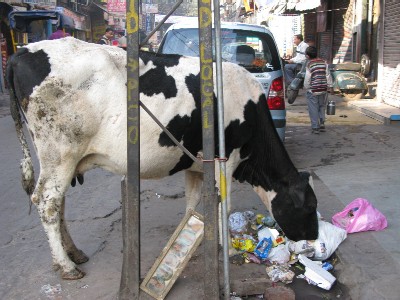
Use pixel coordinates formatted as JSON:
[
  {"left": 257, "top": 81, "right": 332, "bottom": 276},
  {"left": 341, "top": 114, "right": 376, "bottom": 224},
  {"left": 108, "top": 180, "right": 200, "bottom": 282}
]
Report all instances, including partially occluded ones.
[
  {"left": 68, "top": 249, "right": 89, "bottom": 264},
  {"left": 62, "top": 267, "right": 86, "bottom": 280}
]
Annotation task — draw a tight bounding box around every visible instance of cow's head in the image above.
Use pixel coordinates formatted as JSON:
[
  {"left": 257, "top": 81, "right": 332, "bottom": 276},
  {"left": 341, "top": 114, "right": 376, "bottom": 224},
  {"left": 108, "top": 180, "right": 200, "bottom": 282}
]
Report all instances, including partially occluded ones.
[
  {"left": 273, "top": 171, "right": 318, "bottom": 241},
  {"left": 255, "top": 171, "right": 318, "bottom": 241}
]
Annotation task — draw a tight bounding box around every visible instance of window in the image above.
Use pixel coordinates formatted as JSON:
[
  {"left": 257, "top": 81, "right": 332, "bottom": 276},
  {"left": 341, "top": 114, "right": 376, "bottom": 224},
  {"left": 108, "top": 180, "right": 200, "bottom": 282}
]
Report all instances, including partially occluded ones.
[{"left": 159, "top": 28, "right": 280, "bottom": 72}]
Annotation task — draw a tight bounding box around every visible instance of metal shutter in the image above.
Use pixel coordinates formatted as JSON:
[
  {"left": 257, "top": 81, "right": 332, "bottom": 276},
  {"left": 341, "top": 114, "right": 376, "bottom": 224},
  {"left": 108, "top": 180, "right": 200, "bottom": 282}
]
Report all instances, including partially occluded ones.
[{"left": 381, "top": 0, "right": 400, "bottom": 107}]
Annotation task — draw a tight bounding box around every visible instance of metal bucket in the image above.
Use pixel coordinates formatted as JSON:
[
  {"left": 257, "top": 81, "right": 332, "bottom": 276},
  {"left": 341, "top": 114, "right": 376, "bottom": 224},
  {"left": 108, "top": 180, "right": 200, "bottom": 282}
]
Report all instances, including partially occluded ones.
[{"left": 327, "top": 100, "right": 336, "bottom": 115}]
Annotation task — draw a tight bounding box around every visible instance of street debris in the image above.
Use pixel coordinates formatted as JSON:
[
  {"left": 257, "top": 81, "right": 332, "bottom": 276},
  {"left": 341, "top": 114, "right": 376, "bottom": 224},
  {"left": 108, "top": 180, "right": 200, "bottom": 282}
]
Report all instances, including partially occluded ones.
[
  {"left": 266, "top": 264, "right": 295, "bottom": 284},
  {"left": 229, "top": 211, "right": 249, "bottom": 235},
  {"left": 268, "top": 244, "right": 291, "bottom": 264},
  {"left": 40, "top": 284, "right": 62, "bottom": 299},
  {"left": 298, "top": 254, "right": 336, "bottom": 290},
  {"left": 313, "top": 220, "right": 347, "bottom": 260},
  {"left": 332, "top": 198, "right": 388, "bottom": 233},
  {"left": 254, "top": 237, "right": 273, "bottom": 260},
  {"left": 228, "top": 210, "right": 346, "bottom": 291}
]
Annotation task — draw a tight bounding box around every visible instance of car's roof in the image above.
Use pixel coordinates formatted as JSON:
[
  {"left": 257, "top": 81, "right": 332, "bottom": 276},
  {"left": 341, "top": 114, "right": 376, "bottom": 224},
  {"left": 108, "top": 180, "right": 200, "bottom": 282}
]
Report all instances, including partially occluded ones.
[{"left": 166, "top": 20, "right": 272, "bottom": 35}]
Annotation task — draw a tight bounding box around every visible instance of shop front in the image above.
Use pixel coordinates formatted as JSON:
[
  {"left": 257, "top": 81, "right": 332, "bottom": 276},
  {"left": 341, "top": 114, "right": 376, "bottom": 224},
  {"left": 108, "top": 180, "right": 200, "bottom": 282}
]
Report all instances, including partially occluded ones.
[
  {"left": 377, "top": 0, "right": 400, "bottom": 107},
  {"left": 55, "top": 7, "right": 90, "bottom": 41}
]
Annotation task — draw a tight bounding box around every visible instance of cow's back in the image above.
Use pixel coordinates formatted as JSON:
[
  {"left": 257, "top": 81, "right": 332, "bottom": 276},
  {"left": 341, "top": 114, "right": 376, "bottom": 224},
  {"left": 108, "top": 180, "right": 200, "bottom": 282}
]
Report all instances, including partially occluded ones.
[
  {"left": 138, "top": 52, "right": 267, "bottom": 178},
  {"left": 7, "top": 38, "right": 269, "bottom": 181}
]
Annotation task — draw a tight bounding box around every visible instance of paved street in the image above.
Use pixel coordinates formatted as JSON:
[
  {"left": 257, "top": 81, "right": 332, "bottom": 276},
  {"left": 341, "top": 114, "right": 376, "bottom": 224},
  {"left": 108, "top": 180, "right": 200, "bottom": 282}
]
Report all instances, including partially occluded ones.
[
  {"left": 1, "top": 89, "right": 400, "bottom": 299},
  {"left": 285, "top": 93, "right": 400, "bottom": 299}
]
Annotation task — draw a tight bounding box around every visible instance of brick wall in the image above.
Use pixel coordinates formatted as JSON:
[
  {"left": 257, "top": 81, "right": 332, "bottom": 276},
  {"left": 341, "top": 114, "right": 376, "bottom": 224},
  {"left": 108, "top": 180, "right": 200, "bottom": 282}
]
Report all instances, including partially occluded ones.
[
  {"left": 332, "top": 0, "right": 353, "bottom": 63},
  {"left": 304, "top": 0, "right": 354, "bottom": 64}
]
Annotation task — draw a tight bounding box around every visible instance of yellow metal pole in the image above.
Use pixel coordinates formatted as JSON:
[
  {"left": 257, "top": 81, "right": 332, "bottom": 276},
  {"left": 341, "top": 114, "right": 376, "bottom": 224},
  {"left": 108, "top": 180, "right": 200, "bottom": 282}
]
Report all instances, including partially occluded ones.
[{"left": 10, "top": 30, "right": 16, "bottom": 53}]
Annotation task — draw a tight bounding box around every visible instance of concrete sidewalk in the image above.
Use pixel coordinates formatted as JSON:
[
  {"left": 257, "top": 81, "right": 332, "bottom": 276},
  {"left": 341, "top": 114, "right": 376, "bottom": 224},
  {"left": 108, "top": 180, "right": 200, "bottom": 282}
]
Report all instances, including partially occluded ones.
[{"left": 348, "top": 99, "right": 400, "bottom": 125}]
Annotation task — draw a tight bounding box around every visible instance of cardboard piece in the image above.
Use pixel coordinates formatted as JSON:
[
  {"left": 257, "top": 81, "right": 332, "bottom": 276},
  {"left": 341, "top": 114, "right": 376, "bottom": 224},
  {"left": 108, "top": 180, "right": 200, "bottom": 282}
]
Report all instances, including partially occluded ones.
[
  {"left": 298, "top": 254, "right": 336, "bottom": 290},
  {"left": 140, "top": 210, "right": 204, "bottom": 299}
]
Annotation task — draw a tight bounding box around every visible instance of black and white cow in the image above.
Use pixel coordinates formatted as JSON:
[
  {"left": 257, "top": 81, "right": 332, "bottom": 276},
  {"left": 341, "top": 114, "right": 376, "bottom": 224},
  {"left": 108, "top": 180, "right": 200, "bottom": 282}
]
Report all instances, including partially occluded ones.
[{"left": 7, "top": 37, "right": 318, "bottom": 279}]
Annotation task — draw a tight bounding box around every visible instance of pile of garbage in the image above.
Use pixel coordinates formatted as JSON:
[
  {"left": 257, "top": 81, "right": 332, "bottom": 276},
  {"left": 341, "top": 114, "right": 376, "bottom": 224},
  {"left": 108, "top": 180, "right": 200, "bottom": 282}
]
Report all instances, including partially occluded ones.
[{"left": 228, "top": 210, "right": 347, "bottom": 290}]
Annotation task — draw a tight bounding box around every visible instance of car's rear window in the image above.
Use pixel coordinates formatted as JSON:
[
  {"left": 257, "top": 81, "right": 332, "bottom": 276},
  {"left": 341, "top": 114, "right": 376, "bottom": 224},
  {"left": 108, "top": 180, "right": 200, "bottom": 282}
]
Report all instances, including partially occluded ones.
[{"left": 158, "top": 28, "right": 281, "bottom": 73}]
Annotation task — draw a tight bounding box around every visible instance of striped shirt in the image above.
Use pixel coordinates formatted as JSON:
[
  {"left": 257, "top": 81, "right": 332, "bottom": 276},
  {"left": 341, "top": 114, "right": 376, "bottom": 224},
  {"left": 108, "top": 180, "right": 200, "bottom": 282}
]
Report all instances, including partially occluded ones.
[{"left": 307, "top": 59, "right": 328, "bottom": 94}]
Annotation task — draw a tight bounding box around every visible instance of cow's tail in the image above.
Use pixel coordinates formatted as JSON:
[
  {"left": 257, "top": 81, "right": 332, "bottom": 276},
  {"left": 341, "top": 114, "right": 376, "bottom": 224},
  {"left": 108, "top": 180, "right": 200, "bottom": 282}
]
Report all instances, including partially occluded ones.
[{"left": 7, "top": 56, "right": 36, "bottom": 200}]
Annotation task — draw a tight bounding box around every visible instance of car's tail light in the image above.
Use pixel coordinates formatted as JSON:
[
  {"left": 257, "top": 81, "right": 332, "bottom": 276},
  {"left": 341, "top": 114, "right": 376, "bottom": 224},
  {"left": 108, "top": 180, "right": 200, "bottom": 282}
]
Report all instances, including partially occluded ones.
[{"left": 268, "top": 76, "right": 285, "bottom": 110}]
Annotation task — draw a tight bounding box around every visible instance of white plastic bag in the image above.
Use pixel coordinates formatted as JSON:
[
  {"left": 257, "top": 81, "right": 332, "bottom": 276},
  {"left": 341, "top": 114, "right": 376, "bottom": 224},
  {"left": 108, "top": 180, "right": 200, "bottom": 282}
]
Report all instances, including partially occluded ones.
[
  {"left": 268, "top": 244, "right": 290, "bottom": 264},
  {"left": 313, "top": 220, "right": 347, "bottom": 260},
  {"left": 287, "top": 240, "right": 315, "bottom": 257}
]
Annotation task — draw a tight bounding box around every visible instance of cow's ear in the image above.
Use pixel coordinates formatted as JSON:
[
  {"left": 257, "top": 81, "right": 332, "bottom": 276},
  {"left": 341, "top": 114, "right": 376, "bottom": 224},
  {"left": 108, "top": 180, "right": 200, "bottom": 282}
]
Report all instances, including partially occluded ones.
[{"left": 291, "top": 172, "right": 310, "bottom": 208}]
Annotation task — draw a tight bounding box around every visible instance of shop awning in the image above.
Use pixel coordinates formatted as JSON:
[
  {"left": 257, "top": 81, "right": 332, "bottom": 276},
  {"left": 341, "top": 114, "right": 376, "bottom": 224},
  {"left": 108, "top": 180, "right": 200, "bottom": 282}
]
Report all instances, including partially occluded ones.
[
  {"left": 286, "top": 0, "right": 321, "bottom": 11},
  {"left": 257, "top": 0, "right": 322, "bottom": 15},
  {"left": 8, "top": 10, "right": 60, "bottom": 31},
  {"left": 8, "top": 10, "right": 75, "bottom": 31},
  {"left": 60, "top": 14, "right": 75, "bottom": 29}
]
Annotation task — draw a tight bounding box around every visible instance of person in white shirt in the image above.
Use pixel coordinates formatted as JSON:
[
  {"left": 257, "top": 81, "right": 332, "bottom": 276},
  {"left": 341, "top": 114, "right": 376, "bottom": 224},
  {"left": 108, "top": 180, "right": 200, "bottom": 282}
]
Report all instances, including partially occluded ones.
[{"left": 284, "top": 34, "right": 309, "bottom": 85}]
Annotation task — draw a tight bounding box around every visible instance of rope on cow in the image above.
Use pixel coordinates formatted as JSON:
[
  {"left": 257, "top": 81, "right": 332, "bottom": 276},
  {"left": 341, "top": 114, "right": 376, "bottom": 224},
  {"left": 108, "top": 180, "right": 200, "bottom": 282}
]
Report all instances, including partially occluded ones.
[{"left": 196, "top": 153, "right": 228, "bottom": 162}]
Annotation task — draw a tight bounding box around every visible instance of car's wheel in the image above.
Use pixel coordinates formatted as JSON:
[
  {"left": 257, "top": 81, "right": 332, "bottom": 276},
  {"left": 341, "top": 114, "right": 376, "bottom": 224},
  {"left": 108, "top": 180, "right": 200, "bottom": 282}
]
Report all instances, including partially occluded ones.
[{"left": 287, "top": 88, "right": 299, "bottom": 104}]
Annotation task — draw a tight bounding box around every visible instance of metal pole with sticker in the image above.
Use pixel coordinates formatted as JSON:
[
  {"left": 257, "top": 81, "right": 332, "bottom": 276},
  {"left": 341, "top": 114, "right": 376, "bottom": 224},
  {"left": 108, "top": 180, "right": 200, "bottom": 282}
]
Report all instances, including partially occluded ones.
[
  {"left": 198, "top": 0, "right": 219, "bottom": 298},
  {"left": 119, "top": 0, "right": 141, "bottom": 298}
]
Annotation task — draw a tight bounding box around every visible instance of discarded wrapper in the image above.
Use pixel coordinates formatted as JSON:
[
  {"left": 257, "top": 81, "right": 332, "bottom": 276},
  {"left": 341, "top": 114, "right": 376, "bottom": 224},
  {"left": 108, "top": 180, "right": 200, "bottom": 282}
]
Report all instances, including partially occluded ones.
[
  {"left": 322, "top": 262, "right": 333, "bottom": 271},
  {"left": 256, "top": 214, "right": 265, "bottom": 225},
  {"left": 298, "top": 254, "right": 336, "bottom": 290},
  {"left": 273, "top": 236, "right": 285, "bottom": 247},
  {"left": 266, "top": 264, "right": 295, "bottom": 284},
  {"left": 232, "top": 237, "right": 256, "bottom": 253},
  {"left": 254, "top": 237, "right": 273, "bottom": 259},
  {"left": 243, "top": 252, "right": 261, "bottom": 264}
]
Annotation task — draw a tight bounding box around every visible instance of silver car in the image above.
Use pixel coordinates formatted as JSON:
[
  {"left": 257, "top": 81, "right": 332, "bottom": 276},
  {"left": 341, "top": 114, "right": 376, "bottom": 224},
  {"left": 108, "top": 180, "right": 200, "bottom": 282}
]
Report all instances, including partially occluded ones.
[{"left": 158, "top": 21, "right": 286, "bottom": 141}]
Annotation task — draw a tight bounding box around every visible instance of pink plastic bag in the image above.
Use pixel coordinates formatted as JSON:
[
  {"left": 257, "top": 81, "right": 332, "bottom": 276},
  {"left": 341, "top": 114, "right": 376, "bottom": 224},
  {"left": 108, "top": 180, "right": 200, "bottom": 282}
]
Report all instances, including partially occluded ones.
[{"left": 332, "top": 198, "right": 387, "bottom": 233}]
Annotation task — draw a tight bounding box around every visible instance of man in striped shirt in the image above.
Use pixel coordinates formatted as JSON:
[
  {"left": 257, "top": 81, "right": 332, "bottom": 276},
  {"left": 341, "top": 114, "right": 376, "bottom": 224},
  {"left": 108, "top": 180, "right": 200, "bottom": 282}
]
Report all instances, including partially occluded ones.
[{"left": 304, "top": 46, "right": 333, "bottom": 134}]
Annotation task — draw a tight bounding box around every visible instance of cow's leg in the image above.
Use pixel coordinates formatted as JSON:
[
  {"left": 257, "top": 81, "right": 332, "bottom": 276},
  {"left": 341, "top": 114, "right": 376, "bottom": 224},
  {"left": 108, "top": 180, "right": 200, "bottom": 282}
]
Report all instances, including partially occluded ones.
[
  {"left": 59, "top": 196, "right": 89, "bottom": 265},
  {"left": 185, "top": 170, "right": 203, "bottom": 212},
  {"left": 32, "top": 166, "right": 85, "bottom": 280}
]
